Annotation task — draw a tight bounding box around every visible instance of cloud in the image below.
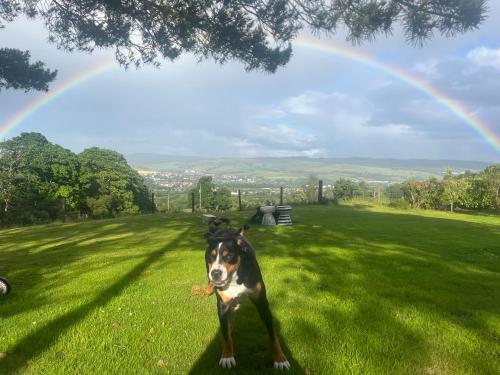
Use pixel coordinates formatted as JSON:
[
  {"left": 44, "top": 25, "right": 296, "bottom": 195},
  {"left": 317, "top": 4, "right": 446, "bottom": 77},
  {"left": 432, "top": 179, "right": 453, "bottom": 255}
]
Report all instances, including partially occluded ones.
[
  {"left": 411, "top": 59, "right": 440, "bottom": 79},
  {"left": 282, "top": 92, "right": 323, "bottom": 114},
  {"left": 251, "top": 123, "right": 316, "bottom": 146},
  {"left": 467, "top": 47, "right": 500, "bottom": 71}
]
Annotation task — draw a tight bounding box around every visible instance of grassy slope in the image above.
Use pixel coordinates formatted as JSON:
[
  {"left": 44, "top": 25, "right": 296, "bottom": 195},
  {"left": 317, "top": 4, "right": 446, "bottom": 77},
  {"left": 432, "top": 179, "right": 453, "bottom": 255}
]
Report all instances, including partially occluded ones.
[
  {"left": 129, "top": 157, "right": 492, "bottom": 184},
  {"left": 0, "top": 205, "right": 499, "bottom": 374}
]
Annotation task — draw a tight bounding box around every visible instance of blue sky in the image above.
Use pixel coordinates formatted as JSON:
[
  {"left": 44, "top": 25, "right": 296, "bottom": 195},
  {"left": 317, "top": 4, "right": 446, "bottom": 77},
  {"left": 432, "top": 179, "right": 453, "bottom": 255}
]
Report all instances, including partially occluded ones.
[{"left": 1, "top": 3, "right": 500, "bottom": 162}]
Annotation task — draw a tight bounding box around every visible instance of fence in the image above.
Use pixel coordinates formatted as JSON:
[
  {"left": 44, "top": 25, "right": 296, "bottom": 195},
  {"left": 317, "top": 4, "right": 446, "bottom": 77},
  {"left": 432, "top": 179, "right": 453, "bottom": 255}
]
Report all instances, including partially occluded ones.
[{"left": 151, "top": 180, "right": 405, "bottom": 213}]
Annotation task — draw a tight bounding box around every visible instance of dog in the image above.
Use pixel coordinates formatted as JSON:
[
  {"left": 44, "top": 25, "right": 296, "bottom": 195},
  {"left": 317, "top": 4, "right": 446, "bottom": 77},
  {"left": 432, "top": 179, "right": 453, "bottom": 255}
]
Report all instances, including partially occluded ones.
[{"left": 204, "top": 218, "right": 290, "bottom": 370}]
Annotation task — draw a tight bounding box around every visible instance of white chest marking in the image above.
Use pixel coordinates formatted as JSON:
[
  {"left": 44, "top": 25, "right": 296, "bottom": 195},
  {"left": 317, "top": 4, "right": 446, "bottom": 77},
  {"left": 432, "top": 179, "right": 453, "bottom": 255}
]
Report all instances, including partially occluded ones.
[{"left": 220, "top": 272, "right": 250, "bottom": 299}]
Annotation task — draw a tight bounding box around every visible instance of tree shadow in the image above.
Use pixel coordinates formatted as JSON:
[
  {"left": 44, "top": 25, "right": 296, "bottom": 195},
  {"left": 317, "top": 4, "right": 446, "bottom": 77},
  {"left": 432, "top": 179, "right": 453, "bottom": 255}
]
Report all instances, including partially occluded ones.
[
  {"left": 0, "top": 213, "right": 195, "bottom": 320},
  {"left": 0, "top": 224, "right": 135, "bottom": 319},
  {"left": 225, "top": 206, "right": 500, "bottom": 373},
  {"left": 188, "top": 298, "right": 304, "bottom": 374},
  {"left": 0, "top": 227, "right": 191, "bottom": 374}
]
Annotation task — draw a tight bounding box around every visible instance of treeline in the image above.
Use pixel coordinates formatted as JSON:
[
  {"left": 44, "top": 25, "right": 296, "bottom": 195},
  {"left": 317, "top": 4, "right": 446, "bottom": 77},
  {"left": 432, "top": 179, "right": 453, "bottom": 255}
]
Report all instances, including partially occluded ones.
[
  {"left": 397, "top": 167, "right": 499, "bottom": 211},
  {"left": 330, "top": 166, "right": 499, "bottom": 212},
  {"left": 0, "top": 133, "right": 152, "bottom": 226}
]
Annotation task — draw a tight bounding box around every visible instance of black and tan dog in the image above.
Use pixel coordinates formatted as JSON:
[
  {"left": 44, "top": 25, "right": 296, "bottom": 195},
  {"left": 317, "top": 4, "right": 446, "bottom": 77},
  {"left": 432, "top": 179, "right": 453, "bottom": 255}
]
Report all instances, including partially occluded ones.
[{"left": 204, "top": 218, "right": 290, "bottom": 370}]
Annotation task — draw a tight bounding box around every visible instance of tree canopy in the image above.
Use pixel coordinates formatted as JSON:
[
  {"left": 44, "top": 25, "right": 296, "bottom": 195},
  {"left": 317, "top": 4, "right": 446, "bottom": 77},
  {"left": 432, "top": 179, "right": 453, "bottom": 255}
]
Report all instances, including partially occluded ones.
[
  {"left": 0, "top": 48, "right": 57, "bottom": 91},
  {"left": 0, "top": 132, "right": 152, "bottom": 225},
  {"left": 0, "top": 0, "right": 488, "bottom": 92}
]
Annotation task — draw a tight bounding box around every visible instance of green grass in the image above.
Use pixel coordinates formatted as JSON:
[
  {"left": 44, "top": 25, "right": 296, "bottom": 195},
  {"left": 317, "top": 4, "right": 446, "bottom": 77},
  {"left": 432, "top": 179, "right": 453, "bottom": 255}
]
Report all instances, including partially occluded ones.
[{"left": 0, "top": 205, "right": 499, "bottom": 374}]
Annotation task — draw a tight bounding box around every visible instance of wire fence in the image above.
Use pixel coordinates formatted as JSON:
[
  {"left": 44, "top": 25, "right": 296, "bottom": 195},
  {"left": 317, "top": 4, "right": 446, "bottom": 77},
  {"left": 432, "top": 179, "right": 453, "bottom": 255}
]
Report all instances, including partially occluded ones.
[{"left": 151, "top": 183, "right": 406, "bottom": 213}]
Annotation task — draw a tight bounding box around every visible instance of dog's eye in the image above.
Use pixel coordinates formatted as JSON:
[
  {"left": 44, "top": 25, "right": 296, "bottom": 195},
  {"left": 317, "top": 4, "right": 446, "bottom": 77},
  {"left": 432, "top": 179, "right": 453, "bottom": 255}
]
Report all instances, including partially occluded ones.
[{"left": 223, "top": 255, "right": 233, "bottom": 262}]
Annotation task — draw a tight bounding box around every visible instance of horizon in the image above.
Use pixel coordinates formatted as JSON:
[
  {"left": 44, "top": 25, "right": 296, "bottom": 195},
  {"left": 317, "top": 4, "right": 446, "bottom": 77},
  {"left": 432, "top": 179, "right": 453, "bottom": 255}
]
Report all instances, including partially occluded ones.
[{"left": 124, "top": 152, "right": 495, "bottom": 164}]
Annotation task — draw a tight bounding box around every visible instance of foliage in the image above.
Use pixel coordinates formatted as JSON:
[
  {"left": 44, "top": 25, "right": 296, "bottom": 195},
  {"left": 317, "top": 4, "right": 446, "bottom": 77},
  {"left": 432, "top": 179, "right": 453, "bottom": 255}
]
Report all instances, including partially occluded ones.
[
  {"left": 189, "top": 176, "right": 215, "bottom": 211},
  {"left": 396, "top": 166, "right": 499, "bottom": 212},
  {"left": 442, "top": 169, "right": 468, "bottom": 211},
  {"left": 188, "top": 176, "right": 233, "bottom": 211},
  {"left": 303, "top": 174, "right": 318, "bottom": 203},
  {"left": 333, "top": 178, "right": 357, "bottom": 200},
  {"left": 401, "top": 178, "right": 443, "bottom": 209},
  {"left": 0, "top": 1, "right": 488, "bottom": 78},
  {"left": 0, "top": 133, "right": 80, "bottom": 224},
  {"left": 0, "top": 48, "right": 57, "bottom": 91},
  {"left": 212, "top": 187, "right": 233, "bottom": 211},
  {"left": 0, "top": 133, "right": 151, "bottom": 225},
  {"left": 78, "top": 147, "right": 152, "bottom": 218}
]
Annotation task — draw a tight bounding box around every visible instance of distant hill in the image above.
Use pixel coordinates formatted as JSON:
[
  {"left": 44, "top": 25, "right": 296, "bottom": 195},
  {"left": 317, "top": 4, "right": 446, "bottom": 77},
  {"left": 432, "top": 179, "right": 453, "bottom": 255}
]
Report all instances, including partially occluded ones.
[{"left": 126, "top": 154, "right": 493, "bottom": 185}]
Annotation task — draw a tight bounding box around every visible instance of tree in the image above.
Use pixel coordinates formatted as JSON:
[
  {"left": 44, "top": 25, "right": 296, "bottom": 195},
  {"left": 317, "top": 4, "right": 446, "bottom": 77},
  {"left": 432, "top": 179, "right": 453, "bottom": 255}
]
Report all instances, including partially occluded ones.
[
  {"left": 0, "top": 132, "right": 79, "bottom": 224},
  {"left": 333, "top": 178, "right": 356, "bottom": 200},
  {"left": 213, "top": 187, "right": 233, "bottom": 211},
  {"left": 188, "top": 176, "right": 233, "bottom": 211},
  {"left": 1, "top": 0, "right": 488, "bottom": 83},
  {"left": 0, "top": 48, "right": 57, "bottom": 91},
  {"left": 442, "top": 169, "right": 467, "bottom": 212},
  {"left": 189, "top": 176, "right": 215, "bottom": 211},
  {"left": 78, "top": 147, "right": 152, "bottom": 217},
  {"left": 483, "top": 164, "right": 500, "bottom": 209},
  {"left": 402, "top": 180, "right": 421, "bottom": 208},
  {"left": 304, "top": 174, "right": 318, "bottom": 203}
]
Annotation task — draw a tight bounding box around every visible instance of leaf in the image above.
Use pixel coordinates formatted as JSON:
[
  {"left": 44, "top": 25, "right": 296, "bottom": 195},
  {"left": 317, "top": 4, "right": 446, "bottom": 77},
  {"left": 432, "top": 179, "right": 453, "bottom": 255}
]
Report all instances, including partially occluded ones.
[{"left": 191, "top": 285, "right": 201, "bottom": 296}]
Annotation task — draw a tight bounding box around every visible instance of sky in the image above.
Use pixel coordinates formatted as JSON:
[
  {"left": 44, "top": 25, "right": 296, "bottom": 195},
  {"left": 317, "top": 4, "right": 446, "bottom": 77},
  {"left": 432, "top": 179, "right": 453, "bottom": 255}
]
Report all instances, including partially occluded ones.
[{"left": 1, "top": 4, "right": 500, "bottom": 162}]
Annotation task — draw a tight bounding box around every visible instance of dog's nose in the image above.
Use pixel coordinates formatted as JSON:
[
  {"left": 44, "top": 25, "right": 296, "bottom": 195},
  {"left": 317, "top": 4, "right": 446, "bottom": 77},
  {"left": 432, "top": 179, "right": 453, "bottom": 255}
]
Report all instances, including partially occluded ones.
[{"left": 211, "top": 269, "right": 222, "bottom": 280}]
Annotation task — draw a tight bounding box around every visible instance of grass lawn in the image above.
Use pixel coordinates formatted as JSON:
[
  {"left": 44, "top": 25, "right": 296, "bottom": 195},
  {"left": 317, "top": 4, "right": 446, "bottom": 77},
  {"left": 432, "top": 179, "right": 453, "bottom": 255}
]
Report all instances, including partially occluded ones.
[{"left": 0, "top": 204, "right": 499, "bottom": 374}]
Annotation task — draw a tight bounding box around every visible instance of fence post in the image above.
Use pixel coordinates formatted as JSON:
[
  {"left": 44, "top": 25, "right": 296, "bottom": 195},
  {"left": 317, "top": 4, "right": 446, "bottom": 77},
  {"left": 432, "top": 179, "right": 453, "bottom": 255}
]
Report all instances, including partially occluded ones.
[
  {"left": 280, "top": 187, "right": 283, "bottom": 205},
  {"left": 192, "top": 192, "right": 195, "bottom": 213},
  {"left": 238, "top": 189, "right": 242, "bottom": 211},
  {"left": 318, "top": 180, "right": 323, "bottom": 203},
  {"left": 62, "top": 197, "right": 66, "bottom": 223},
  {"left": 167, "top": 193, "right": 170, "bottom": 212},
  {"left": 151, "top": 192, "right": 155, "bottom": 214}
]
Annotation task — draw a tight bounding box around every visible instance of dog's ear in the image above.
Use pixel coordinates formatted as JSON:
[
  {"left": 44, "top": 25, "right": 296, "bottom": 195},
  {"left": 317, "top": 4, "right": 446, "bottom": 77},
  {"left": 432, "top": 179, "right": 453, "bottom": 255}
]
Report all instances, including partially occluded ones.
[
  {"left": 237, "top": 224, "right": 250, "bottom": 249},
  {"left": 238, "top": 224, "right": 250, "bottom": 238},
  {"left": 205, "top": 218, "right": 231, "bottom": 243},
  {"left": 207, "top": 217, "right": 230, "bottom": 236}
]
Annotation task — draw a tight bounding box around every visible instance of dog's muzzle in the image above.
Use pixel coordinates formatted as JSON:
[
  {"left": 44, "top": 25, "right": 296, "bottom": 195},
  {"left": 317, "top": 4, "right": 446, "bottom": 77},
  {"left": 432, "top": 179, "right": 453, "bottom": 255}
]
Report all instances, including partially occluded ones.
[
  {"left": 209, "top": 266, "right": 229, "bottom": 287},
  {"left": 211, "top": 269, "right": 222, "bottom": 280}
]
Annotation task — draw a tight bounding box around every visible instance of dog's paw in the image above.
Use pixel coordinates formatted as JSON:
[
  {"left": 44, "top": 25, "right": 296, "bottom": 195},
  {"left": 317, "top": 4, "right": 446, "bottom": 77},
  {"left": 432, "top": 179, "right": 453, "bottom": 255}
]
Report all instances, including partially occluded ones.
[
  {"left": 274, "top": 360, "right": 291, "bottom": 370},
  {"left": 219, "top": 356, "right": 236, "bottom": 369}
]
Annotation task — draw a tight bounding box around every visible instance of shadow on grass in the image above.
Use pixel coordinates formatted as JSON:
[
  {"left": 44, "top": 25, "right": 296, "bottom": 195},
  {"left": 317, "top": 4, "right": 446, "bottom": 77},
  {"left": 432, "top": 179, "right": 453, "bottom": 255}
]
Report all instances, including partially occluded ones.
[
  {"left": 0, "top": 227, "right": 190, "bottom": 374},
  {"left": 223, "top": 206, "right": 500, "bottom": 373},
  {"left": 0, "top": 214, "right": 195, "bottom": 319},
  {"left": 189, "top": 298, "right": 304, "bottom": 375}
]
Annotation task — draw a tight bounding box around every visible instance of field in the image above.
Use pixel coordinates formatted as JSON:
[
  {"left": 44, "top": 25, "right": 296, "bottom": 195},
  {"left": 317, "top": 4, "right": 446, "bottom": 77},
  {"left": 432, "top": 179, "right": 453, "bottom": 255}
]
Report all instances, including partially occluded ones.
[
  {"left": 0, "top": 205, "right": 499, "bottom": 374},
  {"left": 127, "top": 155, "right": 491, "bottom": 184}
]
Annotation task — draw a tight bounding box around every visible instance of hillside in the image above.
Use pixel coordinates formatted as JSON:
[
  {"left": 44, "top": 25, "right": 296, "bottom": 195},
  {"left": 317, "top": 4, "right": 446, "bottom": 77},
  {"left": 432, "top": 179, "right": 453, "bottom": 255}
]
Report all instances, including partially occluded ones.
[{"left": 126, "top": 154, "right": 492, "bottom": 184}]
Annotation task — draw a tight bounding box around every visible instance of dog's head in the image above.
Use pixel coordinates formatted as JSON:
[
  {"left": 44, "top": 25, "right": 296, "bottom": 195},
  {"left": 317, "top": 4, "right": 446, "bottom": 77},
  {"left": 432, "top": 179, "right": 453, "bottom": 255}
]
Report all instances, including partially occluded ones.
[{"left": 204, "top": 218, "right": 249, "bottom": 288}]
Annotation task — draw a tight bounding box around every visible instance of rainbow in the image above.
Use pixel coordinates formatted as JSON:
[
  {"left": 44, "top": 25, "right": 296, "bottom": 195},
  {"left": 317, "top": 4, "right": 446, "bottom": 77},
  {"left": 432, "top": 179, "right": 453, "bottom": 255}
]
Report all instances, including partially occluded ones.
[
  {"left": 1, "top": 40, "right": 498, "bottom": 155},
  {"left": 295, "top": 36, "right": 500, "bottom": 155},
  {"left": 0, "top": 59, "right": 116, "bottom": 139}
]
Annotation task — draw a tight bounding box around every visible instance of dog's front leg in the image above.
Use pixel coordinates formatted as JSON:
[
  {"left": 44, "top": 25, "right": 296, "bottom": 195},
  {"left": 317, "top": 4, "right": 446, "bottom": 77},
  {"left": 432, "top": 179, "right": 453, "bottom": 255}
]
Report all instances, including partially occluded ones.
[
  {"left": 204, "top": 280, "right": 214, "bottom": 296},
  {"left": 217, "top": 297, "right": 236, "bottom": 369},
  {"left": 250, "top": 284, "right": 290, "bottom": 370}
]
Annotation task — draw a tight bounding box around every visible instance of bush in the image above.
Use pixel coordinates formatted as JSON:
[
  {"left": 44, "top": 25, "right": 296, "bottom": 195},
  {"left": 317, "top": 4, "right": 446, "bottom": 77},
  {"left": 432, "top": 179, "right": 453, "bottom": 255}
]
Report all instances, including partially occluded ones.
[{"left": 388, "top": 199, "right": 410, "bottom": 210}]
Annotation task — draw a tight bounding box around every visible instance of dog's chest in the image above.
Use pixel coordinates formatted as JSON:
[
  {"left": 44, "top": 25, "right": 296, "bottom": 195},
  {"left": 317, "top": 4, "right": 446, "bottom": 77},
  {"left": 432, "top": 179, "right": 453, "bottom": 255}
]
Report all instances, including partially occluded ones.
[{"left": 220, "top": 273, "right": 251, "bottom": 299}]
